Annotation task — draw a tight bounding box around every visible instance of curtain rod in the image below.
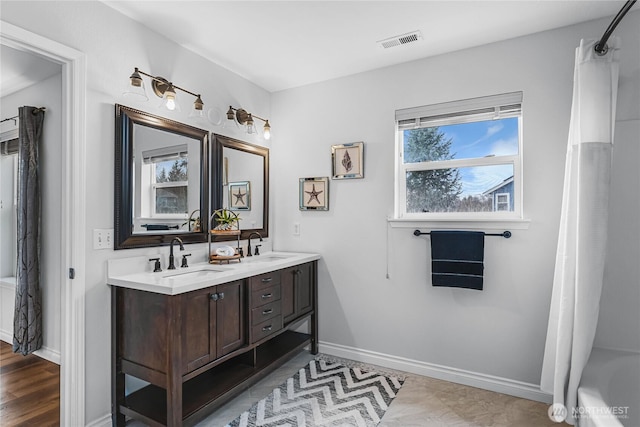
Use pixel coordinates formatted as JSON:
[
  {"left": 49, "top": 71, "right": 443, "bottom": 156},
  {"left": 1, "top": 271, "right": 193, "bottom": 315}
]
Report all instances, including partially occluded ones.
[
  {"left": 595, "top": 0, "right": 637, "bottom": 55},
  {"left": 0, "top": 107, "right": 46, "bottom": 124}
]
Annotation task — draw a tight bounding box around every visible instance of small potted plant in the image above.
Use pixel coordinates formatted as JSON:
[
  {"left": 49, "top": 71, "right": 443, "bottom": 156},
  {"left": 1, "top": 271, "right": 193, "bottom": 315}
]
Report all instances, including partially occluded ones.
[
  {"left": 183, "top": 209, "right": 201, "bottom": 232},
  {"left": 211, "top": 208, "right": 240, "bottom": 233}
]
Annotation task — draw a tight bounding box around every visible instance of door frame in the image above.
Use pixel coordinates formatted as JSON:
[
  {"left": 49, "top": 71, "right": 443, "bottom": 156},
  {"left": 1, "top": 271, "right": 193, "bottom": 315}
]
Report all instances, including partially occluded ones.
[{"left": 1, "top": 21, "right": 87, "bottom": 426}]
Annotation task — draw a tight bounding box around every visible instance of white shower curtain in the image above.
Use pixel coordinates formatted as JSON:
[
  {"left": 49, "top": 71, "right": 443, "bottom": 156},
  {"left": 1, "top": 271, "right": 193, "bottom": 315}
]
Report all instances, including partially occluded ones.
[{"left": 540, "top": 38, "right": 620, "bottom": 425}]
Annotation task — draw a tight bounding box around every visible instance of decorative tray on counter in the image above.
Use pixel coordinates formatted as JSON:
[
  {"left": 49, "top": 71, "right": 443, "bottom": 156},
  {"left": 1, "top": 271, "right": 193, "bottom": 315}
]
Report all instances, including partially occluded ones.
[{"left": 209, "top": 253, "right": 242, "bottom": 264}]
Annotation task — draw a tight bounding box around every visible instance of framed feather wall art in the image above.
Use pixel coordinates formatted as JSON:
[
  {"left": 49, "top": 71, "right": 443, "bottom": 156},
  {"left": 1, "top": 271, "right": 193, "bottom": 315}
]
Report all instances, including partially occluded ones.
[{"left": 331, "top": 142, "right": 364, "bottom": 179}]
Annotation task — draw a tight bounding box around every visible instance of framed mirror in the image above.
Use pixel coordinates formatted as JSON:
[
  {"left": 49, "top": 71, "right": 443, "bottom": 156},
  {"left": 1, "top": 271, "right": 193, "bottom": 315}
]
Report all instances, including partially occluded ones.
[
  {"left": 114, "top": 104, "right": 209, "bottom": 249},
  {"left": 212, "top": 134, "right": 269, "bottom": 241}
]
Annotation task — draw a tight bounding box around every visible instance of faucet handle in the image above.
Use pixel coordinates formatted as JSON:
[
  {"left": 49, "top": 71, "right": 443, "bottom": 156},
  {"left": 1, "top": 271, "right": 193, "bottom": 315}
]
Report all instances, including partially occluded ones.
[
  {"left": 254, "top": 245, "right": 262, "bottom": 256},
  {"left": 181, "top": 253, "right": 191, "bottom": 268},
  {"left": 149, "top": 258, "right": 162, "bottom": 272}
]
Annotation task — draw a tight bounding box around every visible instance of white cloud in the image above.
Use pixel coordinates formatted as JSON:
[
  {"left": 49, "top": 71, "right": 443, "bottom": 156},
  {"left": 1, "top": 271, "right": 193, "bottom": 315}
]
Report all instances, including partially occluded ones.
[
  {"left": 459, "top": 164, "right": 513, "bottom": 197},
  {"left": 490, "top": 136, "right": 519, "bottom": 156}
]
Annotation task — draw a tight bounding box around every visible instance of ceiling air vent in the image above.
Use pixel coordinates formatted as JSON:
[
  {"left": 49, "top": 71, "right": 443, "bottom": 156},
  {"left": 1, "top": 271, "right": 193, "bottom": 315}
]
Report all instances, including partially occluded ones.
[{"left": 377, "top": 30, "right": 423, "bottom": 49}]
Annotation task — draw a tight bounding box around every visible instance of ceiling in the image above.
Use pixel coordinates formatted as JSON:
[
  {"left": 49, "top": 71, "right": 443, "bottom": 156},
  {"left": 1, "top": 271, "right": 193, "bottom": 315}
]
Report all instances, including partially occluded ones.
[
  {"left": 102, "top": 0, "right": 628, "bottom": 93},
  {"left": 0, "top": 45, "right": 61, "bottom": 98}
]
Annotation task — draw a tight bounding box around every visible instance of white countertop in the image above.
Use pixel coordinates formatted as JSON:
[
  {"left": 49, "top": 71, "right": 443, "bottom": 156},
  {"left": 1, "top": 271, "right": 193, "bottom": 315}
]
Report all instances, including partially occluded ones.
[{"left": 107, "top": 251, "right": 321, "bottom": 295}]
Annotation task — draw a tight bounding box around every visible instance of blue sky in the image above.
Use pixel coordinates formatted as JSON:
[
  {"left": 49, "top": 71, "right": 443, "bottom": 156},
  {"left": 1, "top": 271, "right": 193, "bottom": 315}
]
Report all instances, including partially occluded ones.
[
  {"left": 439, "top": 117, "right": 518, "bottom": 196},
  {"left": 440, "top": 117, "right": 518, "bottom": 160}
]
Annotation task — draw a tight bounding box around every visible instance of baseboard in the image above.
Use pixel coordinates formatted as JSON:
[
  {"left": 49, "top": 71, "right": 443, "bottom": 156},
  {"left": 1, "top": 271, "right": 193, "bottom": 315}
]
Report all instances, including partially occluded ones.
[
  {"left": 86, "top": 413, "right": 112, "bottom": 427},
  {"left": 319, "top": 341, "right": 552, "bottom": 404},
  {"left": 0, "top": 332, "right": 60, "bottom": 365},
  {"left": 34, "top": 346, "right": 61, "bottom": 365}
]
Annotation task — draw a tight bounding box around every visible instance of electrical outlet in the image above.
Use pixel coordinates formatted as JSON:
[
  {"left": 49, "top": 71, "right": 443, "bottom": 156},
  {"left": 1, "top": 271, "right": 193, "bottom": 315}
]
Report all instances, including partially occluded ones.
[
  {"left": 93, "top": 229, "right": 114, "bottom": 249},
  {"left": 293, "top": 223, "right": 300, "bottom": 236}
]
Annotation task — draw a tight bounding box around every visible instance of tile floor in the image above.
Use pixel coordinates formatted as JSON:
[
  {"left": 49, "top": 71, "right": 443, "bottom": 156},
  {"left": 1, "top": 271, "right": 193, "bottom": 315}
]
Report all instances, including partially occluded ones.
[{"left": 186, "top": 350, "right": 558, "bottom": 427}]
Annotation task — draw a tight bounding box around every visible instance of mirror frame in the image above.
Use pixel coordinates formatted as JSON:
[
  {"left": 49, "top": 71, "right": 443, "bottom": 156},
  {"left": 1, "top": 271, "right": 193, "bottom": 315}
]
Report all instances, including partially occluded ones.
[
  {"left": 114, "top": 104, "right": 209, "bottom": 249},
  {"left": 212, "top": 134, "right": 269, "bottom": 241}
]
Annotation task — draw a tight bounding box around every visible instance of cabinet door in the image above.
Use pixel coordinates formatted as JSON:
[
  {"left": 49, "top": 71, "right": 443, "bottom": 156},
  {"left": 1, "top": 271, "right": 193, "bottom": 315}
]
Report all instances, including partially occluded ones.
[
  {"left": 282, "top": 263, "right": 314, "bottom": 324},
  {"left": 216, "top": 280, "right": 245, "bottom": 357},
  {"left": 182, "top": 287, "right": 217, "bottom": 374},
  {"left": 281, "top": 267, "right": 296, "bottom": 324},
  {"left": 295, "top": 262, "right": 313, "bottom": 317}
]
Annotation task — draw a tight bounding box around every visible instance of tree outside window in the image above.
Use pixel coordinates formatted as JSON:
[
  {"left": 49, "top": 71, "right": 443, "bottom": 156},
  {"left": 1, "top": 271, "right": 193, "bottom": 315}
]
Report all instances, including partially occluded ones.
[{"left": 154, "top": 159, "right": 188, "bottom": 215}]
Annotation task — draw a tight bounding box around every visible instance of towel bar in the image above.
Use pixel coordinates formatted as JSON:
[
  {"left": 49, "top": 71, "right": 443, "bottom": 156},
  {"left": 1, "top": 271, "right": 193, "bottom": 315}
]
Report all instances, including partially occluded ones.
[{"left": 413, "top": 230, "right": 511, "bottom": 238}]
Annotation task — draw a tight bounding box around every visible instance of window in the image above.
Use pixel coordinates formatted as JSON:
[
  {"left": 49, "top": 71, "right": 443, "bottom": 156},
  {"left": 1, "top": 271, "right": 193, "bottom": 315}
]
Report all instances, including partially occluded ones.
[
  {"left": 152, "top": 159, "right": 188, "bottom": 215},
  {"left": 395, "top": 92, "right": 522, "bottom": 219},
  {"left": 495, "top": 193, "right": 510, "bottom": 211},
  {"left": 141, "top": 144, "right": 189, "bottom": 217}
]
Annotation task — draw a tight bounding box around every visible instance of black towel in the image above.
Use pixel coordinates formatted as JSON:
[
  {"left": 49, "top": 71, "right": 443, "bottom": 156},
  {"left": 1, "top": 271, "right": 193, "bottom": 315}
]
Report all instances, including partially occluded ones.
[
  {"left": 141, "top": 224, "right": 179, "bottom": 230},
  {"left": 430, "top": 231, "right": 485, "bottom": 290}
]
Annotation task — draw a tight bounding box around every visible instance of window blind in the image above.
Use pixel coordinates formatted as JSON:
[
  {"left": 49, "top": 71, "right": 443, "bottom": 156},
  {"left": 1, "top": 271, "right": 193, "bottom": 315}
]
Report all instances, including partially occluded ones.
[{"left": 396, "top": 92, "right": 523, "bottom": 130}]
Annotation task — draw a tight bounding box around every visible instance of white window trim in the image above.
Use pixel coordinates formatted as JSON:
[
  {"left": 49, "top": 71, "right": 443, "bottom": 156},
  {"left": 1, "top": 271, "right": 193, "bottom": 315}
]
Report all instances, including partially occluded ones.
[
  {"left": 151, "top": 181, "right": 189, "bottom": 218},
  {"left": 394, "top": 92, "right": 524, "bottom": 222},
  {"left": 147, "top": 161, "right": 189, "bottom": 218}
]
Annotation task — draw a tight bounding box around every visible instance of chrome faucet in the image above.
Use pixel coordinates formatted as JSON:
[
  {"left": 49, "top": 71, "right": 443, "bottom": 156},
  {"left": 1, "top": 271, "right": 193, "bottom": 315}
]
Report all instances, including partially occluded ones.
[
  {"left": 168, "top": 237, "right": 184, "bottom": 269},
  {"left": 246, "top": 232, "right": 263, "bottom": 257}
]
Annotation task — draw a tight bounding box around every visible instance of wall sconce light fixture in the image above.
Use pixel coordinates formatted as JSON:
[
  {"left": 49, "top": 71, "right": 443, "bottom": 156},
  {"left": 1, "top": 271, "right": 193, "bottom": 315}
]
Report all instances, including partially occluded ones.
[
  {"left": 124, "top": 67, "right": 204, "bottom": 116},
  {"left": 226, "top": 106, "right": 271, "bottom": 140}
]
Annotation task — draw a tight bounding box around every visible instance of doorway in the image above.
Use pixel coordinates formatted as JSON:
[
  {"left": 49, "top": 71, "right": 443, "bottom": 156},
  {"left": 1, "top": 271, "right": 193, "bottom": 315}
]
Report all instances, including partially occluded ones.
[{"left": 1, "top": 21, "right": 86, "bottom": 425}]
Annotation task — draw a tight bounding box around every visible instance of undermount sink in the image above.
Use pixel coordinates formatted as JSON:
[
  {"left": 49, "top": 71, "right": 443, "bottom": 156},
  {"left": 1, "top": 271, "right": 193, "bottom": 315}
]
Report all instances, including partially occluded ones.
[{"left": 162, "top": 268, "right": 226, "bottom": 279}]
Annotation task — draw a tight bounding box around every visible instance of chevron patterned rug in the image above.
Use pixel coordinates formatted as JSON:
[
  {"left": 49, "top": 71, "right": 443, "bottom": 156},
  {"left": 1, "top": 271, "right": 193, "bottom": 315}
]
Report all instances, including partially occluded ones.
[{"left": 225, "top": 358, "right": 405, "bottom": 427}]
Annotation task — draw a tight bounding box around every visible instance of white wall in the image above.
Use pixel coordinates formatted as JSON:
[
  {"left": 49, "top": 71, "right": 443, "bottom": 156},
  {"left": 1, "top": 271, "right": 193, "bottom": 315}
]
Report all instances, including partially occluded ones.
[
  {"left": 1, "top": 1, "right": 271, "bottom": 423},
  {"left": 271, "top": 10, "right": 640, "bottom": 390},
  {"left": 0, "top": 73, "right": 63, "bottom": 361}
]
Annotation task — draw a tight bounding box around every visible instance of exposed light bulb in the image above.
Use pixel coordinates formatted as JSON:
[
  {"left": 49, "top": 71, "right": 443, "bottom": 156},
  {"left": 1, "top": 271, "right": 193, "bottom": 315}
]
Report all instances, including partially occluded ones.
[
  {"left": 163, "top": 83, "right": 177, "bottom": 111},
  {"left": 263, "top": 120, "right": 271, "bottom": 140},
  {"left": 246, "top": 113, "right": 255, "bottom": 134}
]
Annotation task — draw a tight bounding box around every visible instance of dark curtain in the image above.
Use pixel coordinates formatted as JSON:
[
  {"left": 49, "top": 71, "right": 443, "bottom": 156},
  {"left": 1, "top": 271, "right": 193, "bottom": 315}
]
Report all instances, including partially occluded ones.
[{"left": 13, "top": 106, "right": 45, "bottom": 355}]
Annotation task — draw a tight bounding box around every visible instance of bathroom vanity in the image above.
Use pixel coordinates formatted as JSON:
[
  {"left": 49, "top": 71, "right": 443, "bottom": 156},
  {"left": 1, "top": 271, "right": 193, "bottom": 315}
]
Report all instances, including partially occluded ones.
[{"left": 108, "top": 252, "right": 319, "bottom": 427}]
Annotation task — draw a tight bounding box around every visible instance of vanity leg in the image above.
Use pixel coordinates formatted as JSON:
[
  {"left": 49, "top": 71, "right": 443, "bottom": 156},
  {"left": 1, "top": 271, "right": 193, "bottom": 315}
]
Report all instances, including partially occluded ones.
[
  {"left": 310, "top": 261, "right": 319, "bottom": 355},
  {"left": 111, "top": 287, "right": 126, "bottom": 426},
  {"left": 166, "top": 298, "right": 183, "bottom": 426}
]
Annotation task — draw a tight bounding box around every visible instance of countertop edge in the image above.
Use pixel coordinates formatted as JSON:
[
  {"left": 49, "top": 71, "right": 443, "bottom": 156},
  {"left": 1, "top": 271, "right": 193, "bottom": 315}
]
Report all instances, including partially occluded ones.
[{"left": 107, "top": 252, "right": 321, "bottom": 295}]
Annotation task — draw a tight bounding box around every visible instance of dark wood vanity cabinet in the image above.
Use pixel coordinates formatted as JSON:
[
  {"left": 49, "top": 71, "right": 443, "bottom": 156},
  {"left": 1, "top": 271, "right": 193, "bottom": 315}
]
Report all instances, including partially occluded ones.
[
  {"left": 182, "top": 280, "right": 245, "bottom": 374},
  {"left": 282, "top": 263, "right": 314, "bottom": 324},
  {"left": 111, "top": 260, "right": 318, "bottom": 427}
]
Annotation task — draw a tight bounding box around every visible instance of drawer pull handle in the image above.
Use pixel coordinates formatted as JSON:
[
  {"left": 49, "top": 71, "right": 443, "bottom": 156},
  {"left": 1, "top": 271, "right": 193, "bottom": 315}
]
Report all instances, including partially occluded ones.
[
  {"left": 262, "top": 325, "right": 273, "bottom": 332},
  {"left": 210, "top": 293, "right": 219, "bottom": 301},
  {"left": 261, "top": 277, "right": 273, "bottom": 283},
  {"left": 262, "top": 308, "right": 273, "bottom": 315},
  {"left": 261, "top": 293, "right": 273, "bottom": 299}
]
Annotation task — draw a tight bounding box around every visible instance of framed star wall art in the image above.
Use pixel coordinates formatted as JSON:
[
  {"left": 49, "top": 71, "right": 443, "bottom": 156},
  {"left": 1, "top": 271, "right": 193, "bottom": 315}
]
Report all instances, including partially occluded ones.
[
  {"left": 332, "top": 141, "right": 364, "bottom": 179},
  {"left": 229, "top": 181, "right": 251, "bottom": 210},
  {"left": 299, "top": 177, "right": 329, "bottom": 211}
]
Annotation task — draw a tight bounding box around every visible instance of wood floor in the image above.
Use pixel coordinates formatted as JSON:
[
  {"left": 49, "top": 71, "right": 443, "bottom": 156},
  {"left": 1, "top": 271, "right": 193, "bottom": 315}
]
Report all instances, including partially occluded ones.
[{"left": 0, "top": 340, "right": 60, "bottom": 426}]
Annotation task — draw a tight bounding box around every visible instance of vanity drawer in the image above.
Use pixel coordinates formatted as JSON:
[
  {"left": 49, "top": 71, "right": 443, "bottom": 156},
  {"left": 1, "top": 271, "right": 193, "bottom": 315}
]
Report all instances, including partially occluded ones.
[
  {"left": 252, "top": 316, "right": 283, "bottom": 343},
  {"left": 251, "top": 301, "right": 281, "bottom": 326},
  {"left": 249, "top": 271, "right": 281, "bottom": 291},
  {"left": 250, "top": 284, "right": 281, "bottom": 309}
]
